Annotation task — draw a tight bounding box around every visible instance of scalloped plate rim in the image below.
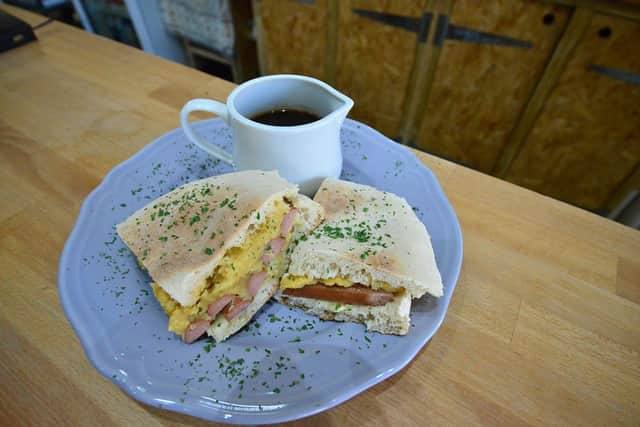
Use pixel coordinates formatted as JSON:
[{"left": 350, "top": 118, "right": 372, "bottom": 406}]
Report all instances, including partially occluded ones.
[{"left": 58, "top": 118, "right": 463, "bottom": 424}]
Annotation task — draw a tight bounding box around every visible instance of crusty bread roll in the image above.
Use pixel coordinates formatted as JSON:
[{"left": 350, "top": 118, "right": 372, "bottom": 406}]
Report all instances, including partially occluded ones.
[
  {"left": 117, "top": 170, "right": 323, "bottom": 342},
  {"left": 276, "top": 178, "right": 442, "bottom": 335}
]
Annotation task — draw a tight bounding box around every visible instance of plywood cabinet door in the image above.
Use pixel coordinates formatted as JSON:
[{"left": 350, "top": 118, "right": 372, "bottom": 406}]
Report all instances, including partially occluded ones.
[
  {"left": 335, "top": 1, "right": 427, "bottom": 138},
  {"left": 256, "top": 0, "right": 327, "bottom": 80},
  {"left": 415, "top": 0, "right": 569, "bottom": 173},
  {"left": 505, "top": 15, "right": 640, "bottom": 211}
]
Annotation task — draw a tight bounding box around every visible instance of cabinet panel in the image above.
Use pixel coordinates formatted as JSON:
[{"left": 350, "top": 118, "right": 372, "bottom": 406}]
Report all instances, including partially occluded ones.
[
  {"left": 257, "top": 0, "right": 327, "bottom": 79},
  {"left": 335, "top": 1, "right": 426, "bottom": 138},
  {"left": 416, "top": 0, "right": 569, "bottom": 172},
  {"left": 505, "top": 15, "right": 640, "bottom": 211}
]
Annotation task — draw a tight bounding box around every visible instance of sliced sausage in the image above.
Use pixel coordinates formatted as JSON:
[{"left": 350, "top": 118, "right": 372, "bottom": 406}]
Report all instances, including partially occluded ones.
[
  {"left": 282, "top": 283, "right": 394, "bottom": 306},
  {"left": 280, "top": 208, "right": 298, "bottom": 237},
  {"left": 183, "top": 319, "right": 211, "bottom": 344},
  {"left": 223, "top": 296, "right": 251, "bottom": 320},
  {"left": 207, "top": 295, "right": 234, "bottom": 318},
  {"left": 261, "top": 237, "right": 286, "bottom": 265},
  {"left": 247, "top": 271, "right": 267, "bottom": 297}
]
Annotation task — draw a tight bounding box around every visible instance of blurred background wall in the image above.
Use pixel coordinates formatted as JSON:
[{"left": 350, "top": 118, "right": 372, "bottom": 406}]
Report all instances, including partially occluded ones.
[{"left": 4, "top": 0, "right": 639, "bottom": 228}]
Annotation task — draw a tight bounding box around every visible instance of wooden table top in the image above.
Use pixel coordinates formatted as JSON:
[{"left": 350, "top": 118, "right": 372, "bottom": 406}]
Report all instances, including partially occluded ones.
[{"left": 1, "top": 5, "right": 639, "bottom": 426}]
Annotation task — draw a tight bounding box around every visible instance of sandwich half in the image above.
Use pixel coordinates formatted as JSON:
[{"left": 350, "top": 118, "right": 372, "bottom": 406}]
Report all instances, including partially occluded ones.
[
  {"left": 117, "top": 170, "right": 323, "bottom": 343},
  {"left": 277, "top": 178, "right": 443, "bottom": 335}
]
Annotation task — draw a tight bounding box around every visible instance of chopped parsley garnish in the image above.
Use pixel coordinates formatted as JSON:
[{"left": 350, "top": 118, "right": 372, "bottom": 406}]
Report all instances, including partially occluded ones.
[
  {"left": 322, "top": 225, "right": 345, "bottom": 239},
  {"left": 204, "top": 248, "right": 214, "bottom": 255},
  {"left": 352, "top": 229, "right": 371, "bottom": 243}
]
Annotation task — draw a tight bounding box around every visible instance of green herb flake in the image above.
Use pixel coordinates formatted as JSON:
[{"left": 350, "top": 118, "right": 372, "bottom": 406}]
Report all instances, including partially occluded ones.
[
  {"left": 353, "top": 229, "right": 370, "bottom": 243},
  {"left": 322, "top": 225, "right": 344, "bottom": 239}
]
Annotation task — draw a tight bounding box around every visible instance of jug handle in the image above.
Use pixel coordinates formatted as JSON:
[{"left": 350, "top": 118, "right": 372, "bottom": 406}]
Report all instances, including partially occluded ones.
[{"left": 180, "top": 99, "right": 234, "bottom": 166}]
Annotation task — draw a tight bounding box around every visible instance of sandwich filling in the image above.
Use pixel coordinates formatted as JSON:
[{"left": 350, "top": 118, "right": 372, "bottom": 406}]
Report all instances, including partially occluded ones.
[
  {"left": 280, "top": 275, "right": 402, "bottom": 307},
  {"left": 152, "top": 198, "right": 298, "bottom": 343}
]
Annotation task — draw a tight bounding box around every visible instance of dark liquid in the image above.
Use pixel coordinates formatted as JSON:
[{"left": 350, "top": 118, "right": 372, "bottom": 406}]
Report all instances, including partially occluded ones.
[{"left": 251, "top": 108, "right": 320, "bottom": 126}]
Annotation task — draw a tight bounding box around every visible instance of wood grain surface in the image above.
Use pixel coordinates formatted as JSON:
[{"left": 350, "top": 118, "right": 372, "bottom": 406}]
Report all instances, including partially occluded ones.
[
  {"left": 1, "top": 5, "right": 639, "bottom": 427},
  {"left": 398, "top": 0, "right": 443, "bottom": 144},
  {"left": 505, "top": 14, "right": 640, "bottom": 211},
  {"left": 335, "top": 0, "right": 427, "bottom": 138},
  {"left": 493, "top": 7, "right": 594, "bottom": 178},
  {"left": 254, "top": 0, "right": 328, "bottom": 79},
  {"left": 415, "top": 0, "right": 568, "bottom": 172},
  {"left": 546, "top": 0, "right": 640, "bottom": 22},
  {"left": 415, "top": 0, "right": 570, "bottom": 173}
]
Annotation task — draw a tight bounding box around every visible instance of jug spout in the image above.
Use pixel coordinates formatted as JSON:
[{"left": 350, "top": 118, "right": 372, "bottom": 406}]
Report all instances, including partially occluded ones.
[
  {"left": 288, "top": 75, "right": 354, "bottom": 124},
  {"left": 333, "top": 92, "right": 354, "bottom": 119},
  {"left": 323, "top": 84, "right": 354, "bottom": 121}
]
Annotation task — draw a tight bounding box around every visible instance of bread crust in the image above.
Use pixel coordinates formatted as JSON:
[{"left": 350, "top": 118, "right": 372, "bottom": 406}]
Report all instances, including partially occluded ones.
[
  {"left": 275, "top": 292, "right": 411, "bottom": 335},
  {"left": 284, "top": 178, "right": 443, "bottom": 298}
]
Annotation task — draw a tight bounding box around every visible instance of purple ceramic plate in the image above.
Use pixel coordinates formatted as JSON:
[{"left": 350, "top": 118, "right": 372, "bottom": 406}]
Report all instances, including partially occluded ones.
[{"left": 58, "top": 118, "right": 462, "bottom": 424}]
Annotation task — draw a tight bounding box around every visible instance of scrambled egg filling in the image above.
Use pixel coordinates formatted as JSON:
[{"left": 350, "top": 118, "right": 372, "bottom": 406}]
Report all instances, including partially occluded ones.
[
  {"left": 152, "top": 199, "right": 290, "bottom": 336},
  {"left": 280, "top": 275, "right": 400, "bottom": 293}
]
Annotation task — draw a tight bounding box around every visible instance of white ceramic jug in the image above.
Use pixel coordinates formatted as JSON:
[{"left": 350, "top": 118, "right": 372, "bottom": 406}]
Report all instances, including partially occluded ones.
[{"left": 180, "top": 74, "right": 354, "bottom": 195}]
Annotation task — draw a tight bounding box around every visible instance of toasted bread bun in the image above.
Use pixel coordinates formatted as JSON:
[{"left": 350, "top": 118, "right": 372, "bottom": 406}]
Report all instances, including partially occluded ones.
[
  {"left": 283, "top": 178, "right": 443, "bottom": 298},
  {"left": 118, "top": 170, "right": 299, "bottom": 306},
  {"left": 117, "top": 170, "right": 324, "bottom": 342}
]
